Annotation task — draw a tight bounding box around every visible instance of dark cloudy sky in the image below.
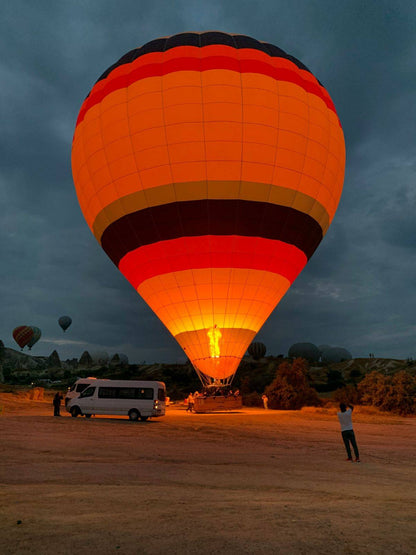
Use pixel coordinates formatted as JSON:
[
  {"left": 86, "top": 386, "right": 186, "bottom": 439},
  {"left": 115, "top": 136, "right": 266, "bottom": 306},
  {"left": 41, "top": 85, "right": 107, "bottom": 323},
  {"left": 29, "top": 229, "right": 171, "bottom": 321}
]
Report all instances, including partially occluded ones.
[{"left": 1, "top": 1, "right": 415, "bottom": 363}]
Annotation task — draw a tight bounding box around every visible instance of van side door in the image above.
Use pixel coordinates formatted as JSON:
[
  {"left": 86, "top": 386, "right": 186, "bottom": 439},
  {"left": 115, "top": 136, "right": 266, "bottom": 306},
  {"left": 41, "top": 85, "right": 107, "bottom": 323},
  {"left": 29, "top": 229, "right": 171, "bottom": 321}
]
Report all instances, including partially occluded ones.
[{"left": 78, "top": 386, "right": 96, "bottom": 413}]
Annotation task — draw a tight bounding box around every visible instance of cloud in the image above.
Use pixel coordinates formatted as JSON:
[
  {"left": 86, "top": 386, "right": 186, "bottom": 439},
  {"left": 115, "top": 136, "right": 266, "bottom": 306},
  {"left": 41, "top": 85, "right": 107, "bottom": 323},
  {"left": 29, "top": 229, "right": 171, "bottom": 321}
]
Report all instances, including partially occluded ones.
[
  {"left": 41, "top": 338, "right": 88, "bottom": 347},
  {"left": 1, "top": 1, "right": 416, "bottom": 366}
]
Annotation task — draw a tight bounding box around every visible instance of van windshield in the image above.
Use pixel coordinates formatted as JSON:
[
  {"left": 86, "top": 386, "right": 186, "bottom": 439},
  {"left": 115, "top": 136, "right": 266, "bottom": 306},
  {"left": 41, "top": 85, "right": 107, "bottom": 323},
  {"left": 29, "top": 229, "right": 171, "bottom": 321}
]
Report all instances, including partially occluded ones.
[
  {"left": 76, "top": 383, "right": 90, "bottom": 393},
  {"left": 80, "top": 387, "right": 95, "bottom": 398}
]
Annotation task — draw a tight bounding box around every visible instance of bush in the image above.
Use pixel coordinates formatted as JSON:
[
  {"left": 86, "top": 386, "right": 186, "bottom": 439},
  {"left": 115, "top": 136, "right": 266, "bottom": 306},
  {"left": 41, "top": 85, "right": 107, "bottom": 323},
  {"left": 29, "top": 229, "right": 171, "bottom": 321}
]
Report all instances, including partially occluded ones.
[
  {"left": 349, "top": 368, "right": 362, "bottom": 381},
  {"left": 326, "top": 369, "right": 346, "bottom": 390},
  {"left": 333, "top": 384, "right": 361, "bottom": 405},
  {"left": 265, "top": 358, "right": 321, "bottom": 410},
  {"left": 358, "top": 371, "right": 388, "bottom": 407},
  {"left": 242, "top": 392, "right": 262, "bottom": 407},
  {"left": 357, "top": 370, "right": 416, "bottom": 415}
]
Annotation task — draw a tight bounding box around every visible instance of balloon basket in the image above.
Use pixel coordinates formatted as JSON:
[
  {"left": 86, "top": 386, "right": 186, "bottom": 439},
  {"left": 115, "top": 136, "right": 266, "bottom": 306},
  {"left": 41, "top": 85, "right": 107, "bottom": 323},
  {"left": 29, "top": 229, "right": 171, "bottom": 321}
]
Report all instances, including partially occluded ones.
[{"left": 193, "top": 395, "right": 242, "bottom": 413}]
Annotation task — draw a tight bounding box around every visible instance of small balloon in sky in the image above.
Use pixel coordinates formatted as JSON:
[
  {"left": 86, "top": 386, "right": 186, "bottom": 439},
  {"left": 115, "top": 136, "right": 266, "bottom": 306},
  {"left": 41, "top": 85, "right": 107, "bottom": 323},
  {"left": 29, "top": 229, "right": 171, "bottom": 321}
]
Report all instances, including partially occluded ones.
[
  {"left": 58, "top": 315, "right": 72, "bottom": 332},
  {"left": 12, "top": 326, "right": 34, "bottom": 351},
  {"left": 27, "top": 326, "right": 41, "bottom": 350}
]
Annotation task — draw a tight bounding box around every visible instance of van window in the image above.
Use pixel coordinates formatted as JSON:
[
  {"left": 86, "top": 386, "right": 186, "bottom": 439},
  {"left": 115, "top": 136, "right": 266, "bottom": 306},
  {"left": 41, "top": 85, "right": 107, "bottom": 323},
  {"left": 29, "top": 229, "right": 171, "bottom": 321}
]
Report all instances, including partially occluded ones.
[
  {"left": 98, "top": 387, "right": 154, "bottom": 400},
  {"left": 76, "top": 383, "right": 90, "bottom": 393},
  {"left": 80, "top": 386, "right": 96, "bottom": 398},
  {"left": 158, "top": 388, "right": 165, "bottom": 401},
  {"left": 135, "top": 388, "right": 153, "bottom": 400},
  {"left": 98, "top": 387, "right": 118, "bottom": 398}
]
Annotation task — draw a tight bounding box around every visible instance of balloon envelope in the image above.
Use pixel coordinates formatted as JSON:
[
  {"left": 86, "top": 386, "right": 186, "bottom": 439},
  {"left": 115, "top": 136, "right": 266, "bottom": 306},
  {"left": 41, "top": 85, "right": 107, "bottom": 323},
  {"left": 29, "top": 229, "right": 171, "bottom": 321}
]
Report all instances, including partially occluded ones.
[
  {"left": 13, "top": 326, "right": 34, "bottom": 350},
  {"left": 58, "top": 316, "right": 72, "bottom": 332},
  {"left": 288, "top": 342, "right": 320, "bottom": 362},
  {"left": 72, "top": 32, "right": 345, "bottom": 384},
  {"left": 27, "top": 326, "right": 42, "bottom": 349},
  {"left": 321, "top": 347, "right": 352, "bottom": 363},
  {"left": 248, "top": 342, "right": 267, "bottom": 360}
]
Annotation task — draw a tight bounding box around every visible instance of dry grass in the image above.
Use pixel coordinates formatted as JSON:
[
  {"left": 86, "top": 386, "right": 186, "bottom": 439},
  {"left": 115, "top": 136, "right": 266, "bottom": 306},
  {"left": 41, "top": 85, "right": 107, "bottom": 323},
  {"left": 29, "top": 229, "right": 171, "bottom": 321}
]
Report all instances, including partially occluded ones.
[{"left": 1, "top": 391, "right": 416, "bottom": 554}]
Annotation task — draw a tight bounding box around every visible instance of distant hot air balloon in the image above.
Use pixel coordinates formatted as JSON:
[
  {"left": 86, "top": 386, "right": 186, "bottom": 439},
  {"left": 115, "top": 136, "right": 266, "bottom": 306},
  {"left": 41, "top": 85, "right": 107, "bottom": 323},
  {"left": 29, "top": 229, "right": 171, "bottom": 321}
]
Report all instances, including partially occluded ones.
[
  {"left": 321, "top": 347, "right": 352, "bottom": 363},
  {"left": 248, "top": 342, "right": 267, "bottom": 360},
  {"left": 58, "top": 315, "right": 72, "bottom": 332},
  {"left": 318, "top": 344, "right": 332, "bottom": 355},
  {"left": 72, "top": 32, "right": 345, "bottom": 387},
  {"left": 27, "top": 326, "right": 42, "bottom": 350},
  {"left": 288, "top": 342, "right": 320, "bottom": 362},
  {"left": 13, "top": 326, "right": 34, "bottom": 351}
]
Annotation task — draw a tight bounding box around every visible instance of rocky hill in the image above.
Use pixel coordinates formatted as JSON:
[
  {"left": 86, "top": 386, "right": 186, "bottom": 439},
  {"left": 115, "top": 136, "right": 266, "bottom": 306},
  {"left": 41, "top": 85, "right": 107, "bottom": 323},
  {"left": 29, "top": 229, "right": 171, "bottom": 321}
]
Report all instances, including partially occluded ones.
[
  {"left": 2, "top": 347, "right": 48, "bottom": 370},
  {"left": 1, "top": 346, "right": 415, "bottom": 396},
  {"left": 328, "top": 357, "right": 416, "bottom": 377}
]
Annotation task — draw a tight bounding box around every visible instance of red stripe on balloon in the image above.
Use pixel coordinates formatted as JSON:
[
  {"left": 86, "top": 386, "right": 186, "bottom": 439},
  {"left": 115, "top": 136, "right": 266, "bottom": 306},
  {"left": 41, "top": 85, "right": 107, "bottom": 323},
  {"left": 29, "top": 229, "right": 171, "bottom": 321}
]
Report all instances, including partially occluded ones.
[
  {"left": 118, "top": 235, "right": 307, "bottom": 289},
  {"left": 76, "top": 54, "right": 337, "bottom": 128}
]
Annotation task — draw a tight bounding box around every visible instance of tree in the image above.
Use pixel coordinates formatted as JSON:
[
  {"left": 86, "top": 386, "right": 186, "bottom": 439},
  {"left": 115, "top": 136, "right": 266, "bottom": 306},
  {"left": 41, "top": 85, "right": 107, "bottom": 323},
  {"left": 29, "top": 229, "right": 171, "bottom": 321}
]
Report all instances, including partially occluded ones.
[
  {"left": 333, "top": 384, "right": 361, "bottom": 405},
  {"left": 357, "top": 370, "right": 416, "bottom": 415},
  {"left": 357, "top": 371, "right": 388, "bottom": 408},
  {"left": 348, "top": 368, "right": 362, "bottom": 384},
  {"left": 326, "top": 369, "right": 345, "bottom": 390},
  {"left": 265, "top": 358, "right": 321, "bottom": 410},
  {"left": 382, "top": 371, "right": 416, "bottom": 415},
  {"left": 0, "top": 340, "right": 4, "bottom": 383}
]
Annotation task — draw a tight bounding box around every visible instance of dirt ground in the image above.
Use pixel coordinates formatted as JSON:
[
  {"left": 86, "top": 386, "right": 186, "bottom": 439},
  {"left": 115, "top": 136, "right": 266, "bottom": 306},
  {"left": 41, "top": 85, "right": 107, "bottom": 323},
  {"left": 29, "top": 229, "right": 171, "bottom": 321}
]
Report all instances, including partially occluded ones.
[{"left": 1, "top": 391, "right": 415, "bottom": 554}]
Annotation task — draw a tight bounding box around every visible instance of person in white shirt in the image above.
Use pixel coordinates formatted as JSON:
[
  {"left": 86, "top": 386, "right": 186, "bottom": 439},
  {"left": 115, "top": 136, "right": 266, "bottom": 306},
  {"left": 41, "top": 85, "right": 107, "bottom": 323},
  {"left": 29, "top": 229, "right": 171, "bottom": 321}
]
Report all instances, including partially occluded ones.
[{"left": 337, "top": 403, "right": 360, "bottom": 462}]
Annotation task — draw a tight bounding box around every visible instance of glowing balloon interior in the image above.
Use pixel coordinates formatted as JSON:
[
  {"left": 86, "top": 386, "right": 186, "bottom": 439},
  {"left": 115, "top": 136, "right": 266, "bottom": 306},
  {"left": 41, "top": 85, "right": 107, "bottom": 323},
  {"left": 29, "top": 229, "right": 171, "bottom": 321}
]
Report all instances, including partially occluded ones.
[{"left": 71, "top": 32, "right": 345, "bottom": 385}]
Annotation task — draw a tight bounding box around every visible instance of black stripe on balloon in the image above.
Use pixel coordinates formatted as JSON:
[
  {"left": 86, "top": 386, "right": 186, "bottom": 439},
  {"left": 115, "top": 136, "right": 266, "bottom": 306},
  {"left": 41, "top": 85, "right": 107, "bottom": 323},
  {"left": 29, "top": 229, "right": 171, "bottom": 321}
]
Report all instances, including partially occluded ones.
[
  {"left": 101, "top": 200, "right": 323, "bottom": 267},
  {"left": 96, "top": 32, "right": 315, "bottom": 84}
]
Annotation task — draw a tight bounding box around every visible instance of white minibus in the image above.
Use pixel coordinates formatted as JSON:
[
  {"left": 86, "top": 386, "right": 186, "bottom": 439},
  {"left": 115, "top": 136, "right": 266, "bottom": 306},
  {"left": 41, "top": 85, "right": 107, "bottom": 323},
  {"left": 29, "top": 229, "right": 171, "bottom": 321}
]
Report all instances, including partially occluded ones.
[
  {"left": 65, "top": 377, "right": 104, "bottom": 407},
  {"left": 66, "top": 379, "right": 166, "bottom": 421}
]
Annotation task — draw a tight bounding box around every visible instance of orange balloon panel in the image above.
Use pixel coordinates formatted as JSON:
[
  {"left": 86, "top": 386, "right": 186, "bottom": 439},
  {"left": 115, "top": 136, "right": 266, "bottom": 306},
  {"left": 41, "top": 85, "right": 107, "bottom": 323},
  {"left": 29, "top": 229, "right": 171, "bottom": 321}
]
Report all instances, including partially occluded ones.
[
  {"left": 71, "top": 32, "right": 345, "bottom": 383},
  {"left": 138, "top": 267, "right": 291, "bottom": 379}
]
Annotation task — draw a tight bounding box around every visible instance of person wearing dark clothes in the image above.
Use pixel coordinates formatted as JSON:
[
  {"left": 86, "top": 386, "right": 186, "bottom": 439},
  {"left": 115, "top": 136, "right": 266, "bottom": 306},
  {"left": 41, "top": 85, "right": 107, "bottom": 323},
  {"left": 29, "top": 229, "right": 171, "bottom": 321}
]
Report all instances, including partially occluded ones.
[
  {"left": 337, "top": 403, "right": 360, "bottom": 462},
  {"left": 186, "top": 393, "right": 194, "bottom": 413},
  {"left": 53, "top": 392, "right": 63, "bottom": 416}
]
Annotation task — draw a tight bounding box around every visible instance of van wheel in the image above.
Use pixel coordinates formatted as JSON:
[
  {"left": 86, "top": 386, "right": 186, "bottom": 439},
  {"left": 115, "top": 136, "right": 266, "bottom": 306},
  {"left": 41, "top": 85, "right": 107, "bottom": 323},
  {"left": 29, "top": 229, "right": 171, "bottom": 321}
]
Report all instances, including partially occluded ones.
[
  {"left": 85, "top": 414, "right": 92, "bottom": 419},
  {"left": 128, "top": 409, "right": 140, "bottom": 421},
  {"left": 140, "top": 416, "right": 148, "bottom": 422},
  {"left": 71, "top": 406, "right": 81, "bottom": 418}
]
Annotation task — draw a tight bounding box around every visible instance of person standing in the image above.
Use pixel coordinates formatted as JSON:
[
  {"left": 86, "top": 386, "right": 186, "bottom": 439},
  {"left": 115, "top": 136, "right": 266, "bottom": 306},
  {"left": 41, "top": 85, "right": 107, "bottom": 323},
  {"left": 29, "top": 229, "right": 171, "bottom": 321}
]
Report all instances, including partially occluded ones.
[
  {"left": 337, "top": 403, "right": 360, "bottom": 462},
  {"left": 53, "top": 392, "right": 63, "bottom": 416},
  {"left": 262, "top": 394, "right": 269, "bottom": 410},
  {"left": 186, "top": 393, "right": 194, "bottom": 413}
]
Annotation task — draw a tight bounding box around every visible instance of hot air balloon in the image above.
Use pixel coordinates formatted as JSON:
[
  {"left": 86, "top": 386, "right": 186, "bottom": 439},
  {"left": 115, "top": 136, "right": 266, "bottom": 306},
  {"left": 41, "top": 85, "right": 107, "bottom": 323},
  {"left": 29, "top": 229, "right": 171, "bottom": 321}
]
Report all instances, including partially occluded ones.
[
  {"left": 27, "top": 326, "right": 42, "bottom": 350},
  {"left": 248, "top": 342, "right": 267, "bottom": 360},
  {"left": 321, "top": 347, "right": 352, "bottom": 363},
  {"left": 71, "top": 32, "right": 345, "bottom": 388},
  {"left": 288, "top": 342, "right": 320, "bottom": 362},
  {"left": 13, "top": 326, "right": 34, "bottom": 351},
  {"left": 58, "top": 315, "right": 72, "bottom": 332}
]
